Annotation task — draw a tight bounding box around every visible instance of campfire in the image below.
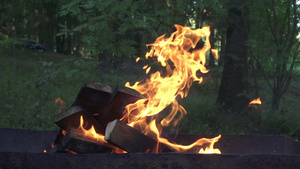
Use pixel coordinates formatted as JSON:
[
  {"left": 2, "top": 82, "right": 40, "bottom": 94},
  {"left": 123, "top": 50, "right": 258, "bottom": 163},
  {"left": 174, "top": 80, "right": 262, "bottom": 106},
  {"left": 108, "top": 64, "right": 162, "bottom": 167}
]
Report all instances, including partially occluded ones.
[
  {"left": 1, "top": 25, "right": 299, "bottom": 169},
  {"left": 51, "top": 24, "right": 221, "bottom": 154}
]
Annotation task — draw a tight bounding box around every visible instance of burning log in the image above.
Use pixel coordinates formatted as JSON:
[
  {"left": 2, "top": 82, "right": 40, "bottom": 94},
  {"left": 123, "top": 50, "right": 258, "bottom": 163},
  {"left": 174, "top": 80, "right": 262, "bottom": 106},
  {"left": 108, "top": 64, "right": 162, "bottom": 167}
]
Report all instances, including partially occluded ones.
[
  {"left": 54, "top": 106, "right": 105, "bottom": 134},
  {"left": 72, "top": 80, "right": 112, "bottom": 115},
  {"left": 105, "top": 119, "right": 157, "bottom": 153},
  {"left": 59, "top": 128, "right": 113, "bottom": 154},
  {"left": 105, "top": 120, "right": 173, "bottom": 153},
  {"left": 52, "top": 82, "right": 155, "bottom": 154},
  {"left": 95, "top": 85, "right": 146, "bottom": 127}
]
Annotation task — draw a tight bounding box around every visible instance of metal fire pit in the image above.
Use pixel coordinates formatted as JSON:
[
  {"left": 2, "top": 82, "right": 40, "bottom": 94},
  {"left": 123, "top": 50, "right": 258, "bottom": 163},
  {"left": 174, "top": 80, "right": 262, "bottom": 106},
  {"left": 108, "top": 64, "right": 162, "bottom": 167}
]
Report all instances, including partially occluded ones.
[{"left": 0, "top": 128, "right": 300, "bottom": 169}]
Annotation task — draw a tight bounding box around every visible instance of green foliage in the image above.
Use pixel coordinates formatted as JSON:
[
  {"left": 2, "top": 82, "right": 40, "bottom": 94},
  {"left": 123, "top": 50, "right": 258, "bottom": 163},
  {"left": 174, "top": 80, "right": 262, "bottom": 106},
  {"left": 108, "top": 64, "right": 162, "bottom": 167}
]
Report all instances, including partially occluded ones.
[
  {"left": 58, "top": 0, "right": 224, "bottom": 60},
  {"left": 53, "top": 58, "right": 96, "bottom": 80},
  {"left": 60, "top": 0, "right": 155, "bottom": 58},
  {"left": 260, "top": 110, "right": 300, "bottom": 139},
  {"left": 0, "top": 34, "right": 12, "bottom": 48},
  {"left": 0, "top": 0, "right": 70, "bottom": 53},
  {"left": 247, "top": 0, "right": 299, "bottom": 110},
  {"left": 0, "top": 50, "right": 56, "bottom": 129}
]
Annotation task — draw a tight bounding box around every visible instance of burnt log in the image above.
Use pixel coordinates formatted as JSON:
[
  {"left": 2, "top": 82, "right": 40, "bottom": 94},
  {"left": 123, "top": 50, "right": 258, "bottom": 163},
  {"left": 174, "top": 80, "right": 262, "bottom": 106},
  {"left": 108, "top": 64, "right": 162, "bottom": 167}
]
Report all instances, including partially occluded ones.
[
  {"left": 58, "top": 128, "right": 113, "bottom": 154},
  {"left": 54, "top": 106, "right": 105, "bottom": 134},
  {"left": 72, "top": 80, "right": 112, "bottom": 115},
  {"left": 105, "top": 120, "right": 173, "bottom": 153},
  {"left": 95, "top": 85, "right": 145, "bottom": 127}
]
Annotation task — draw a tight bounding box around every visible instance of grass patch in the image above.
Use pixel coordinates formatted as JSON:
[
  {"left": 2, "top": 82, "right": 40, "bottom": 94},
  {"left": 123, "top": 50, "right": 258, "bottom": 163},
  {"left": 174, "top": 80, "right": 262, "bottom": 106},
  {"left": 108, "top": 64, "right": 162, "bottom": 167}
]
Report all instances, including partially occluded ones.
[{"left": 0, "top": 48, "right": 124, "bottom": 130}]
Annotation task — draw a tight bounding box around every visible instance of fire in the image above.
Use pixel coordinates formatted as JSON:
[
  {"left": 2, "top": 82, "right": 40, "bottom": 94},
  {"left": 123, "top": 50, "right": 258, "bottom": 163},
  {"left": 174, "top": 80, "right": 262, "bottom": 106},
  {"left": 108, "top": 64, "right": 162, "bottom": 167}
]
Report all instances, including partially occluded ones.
[
  {"left": 198, "top": 135, "right": 221, "bottom": 154},
  {"left": 248, "top": 98, "right": 262, "bottom": 107},
  {"left": 55, "top": 97, "right": 65, "bottom": 113},
  {"left": 148, "top": 120, "right": 221, "bottom": 153},
  {"left": 136, "top": 57, "right": 140, "bottom": 62},
  {"left": 77, "top": 116, "right": 107, "bottom": 144},
  {"left": 211, "top": 49, "right": 219, "bottom": 60},
  {"left": 122, "top": 24, "right": 221, "bottom": 153},
  {"left": 77, "top": 116, "right": 126, "bottom": 153},
  {"left": 71, "top": 25, "right": 220, "bottom": 154}
]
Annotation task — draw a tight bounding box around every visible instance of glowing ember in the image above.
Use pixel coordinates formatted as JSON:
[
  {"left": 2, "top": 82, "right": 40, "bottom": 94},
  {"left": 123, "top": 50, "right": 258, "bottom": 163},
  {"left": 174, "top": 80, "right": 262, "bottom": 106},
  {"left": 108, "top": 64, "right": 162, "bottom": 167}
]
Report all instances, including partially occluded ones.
[
  {"left": 62, "top": 130, "right": 66, "bottom": 136},
  {"left": 121, "top": 24, "right": 221, "bottom": 154},
  {"left": 248, "top": 98, "right": 262, "bottom": 107},
  {"left": 65, "top": 149, "right": 77, "bottom": 154},
  {"left": 55, "top": 97, "right": 65, "bottom": 113}
]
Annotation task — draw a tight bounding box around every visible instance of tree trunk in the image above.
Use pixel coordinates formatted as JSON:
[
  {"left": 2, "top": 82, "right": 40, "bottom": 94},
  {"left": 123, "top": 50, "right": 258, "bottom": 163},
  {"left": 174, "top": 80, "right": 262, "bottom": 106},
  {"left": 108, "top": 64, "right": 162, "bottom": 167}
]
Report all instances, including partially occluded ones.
[
  {"left": 271, "top": 89, "right": 281, "bottom": 111},
  {"left": 55, "top": 14, "right": 65, "bottom": 54},
  {"left": 216, "top": 4, "right": 250, "bottom": 113},
  {"left": 46, "top": 13, "right": 55, "bottom": 52},
  {"left": 265, "top": 0, "right": 298, "bottom": 111},
  {"left": 218, "top": 30, "right": 226, "bottom": 66},
  {"left": 56, "top": 35, "right": 65, "bottom": 54},
  {"left": 208, "top": 28, "right": 215, "bottom": 67},
  {"left": 65, "top": 34, "right": 72, "bottom": 55}
]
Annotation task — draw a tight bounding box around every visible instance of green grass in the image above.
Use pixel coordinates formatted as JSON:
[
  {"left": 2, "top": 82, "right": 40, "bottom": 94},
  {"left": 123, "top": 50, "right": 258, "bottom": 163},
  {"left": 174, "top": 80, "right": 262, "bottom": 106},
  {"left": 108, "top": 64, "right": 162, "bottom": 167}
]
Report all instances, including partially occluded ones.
[
  {"left": 0, "top": 47, "right": 299, "bottom": 140},
  {"left": 0, "top": 48, "right": 124, "bottom": 130},
  {"left": 178, "top": 68, "right": 300, "bottom": 140}
]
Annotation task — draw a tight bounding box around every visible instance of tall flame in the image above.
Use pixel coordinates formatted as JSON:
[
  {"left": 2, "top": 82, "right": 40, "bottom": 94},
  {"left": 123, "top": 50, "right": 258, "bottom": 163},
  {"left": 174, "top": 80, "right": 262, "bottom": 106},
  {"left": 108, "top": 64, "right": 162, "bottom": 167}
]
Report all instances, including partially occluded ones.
[{"left": 122, "top": 24, "right": 221, "bottom": 153}]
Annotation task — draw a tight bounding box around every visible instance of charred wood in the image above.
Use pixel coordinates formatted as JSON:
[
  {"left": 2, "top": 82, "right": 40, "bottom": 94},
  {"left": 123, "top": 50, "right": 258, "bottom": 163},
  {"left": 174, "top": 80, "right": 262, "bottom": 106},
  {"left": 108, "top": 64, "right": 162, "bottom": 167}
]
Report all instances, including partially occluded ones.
[
  {"left": 58, "top": 128, "right": 113, "bottom": 154},
  {"left": 54, "top": 106, "right": 105, "bottom": 134},
  {"left": 95, "top": 85, "right": 145, "bottom": 127},
  {"left": 72, "top": 80, "right": 112, "bottom": 115},
  {"left": 105, "top": 120, "right": 173, "bottom": 153}
]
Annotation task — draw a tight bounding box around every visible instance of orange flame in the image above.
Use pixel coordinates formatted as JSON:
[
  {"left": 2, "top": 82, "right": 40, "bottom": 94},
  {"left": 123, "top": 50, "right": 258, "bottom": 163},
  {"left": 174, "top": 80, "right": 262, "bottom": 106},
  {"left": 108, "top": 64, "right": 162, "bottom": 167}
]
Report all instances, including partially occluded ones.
[
  {"left": 65, "top": 149, "right": 77, "bottom": 154},
  {"left": 122, "top": 24, "right": 221, "bottom": 153},
  {"left": 77, "top": 116, "right": 107, "bottom": 145},
  {"left": 61, "top": 129, "right": 67, "bottom": 136},
  {"left": 211, "top": 49, "right": 219, "bottom": 60},
  {"left": 55, "top": 98, "right": 65, "bottom": 113},
  {"left": 77, "top": 116, "right": 126, "bottom": 153},
  {"left": 136, "top": 57, "right": 140, "bottom": 62},
  {"left": 148, "top": 120, "right": 221, "bottom": 153},
  {"left": 248, "top": 98, "right": 262, "bottom": 107}
]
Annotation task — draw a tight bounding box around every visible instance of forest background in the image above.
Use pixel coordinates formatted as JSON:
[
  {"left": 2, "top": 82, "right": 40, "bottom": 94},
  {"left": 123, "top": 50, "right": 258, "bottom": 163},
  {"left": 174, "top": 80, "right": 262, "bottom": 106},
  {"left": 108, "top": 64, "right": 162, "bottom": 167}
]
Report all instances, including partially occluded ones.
[{"left": 0, "top": 0, "right": 299, "bottom": 140}]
